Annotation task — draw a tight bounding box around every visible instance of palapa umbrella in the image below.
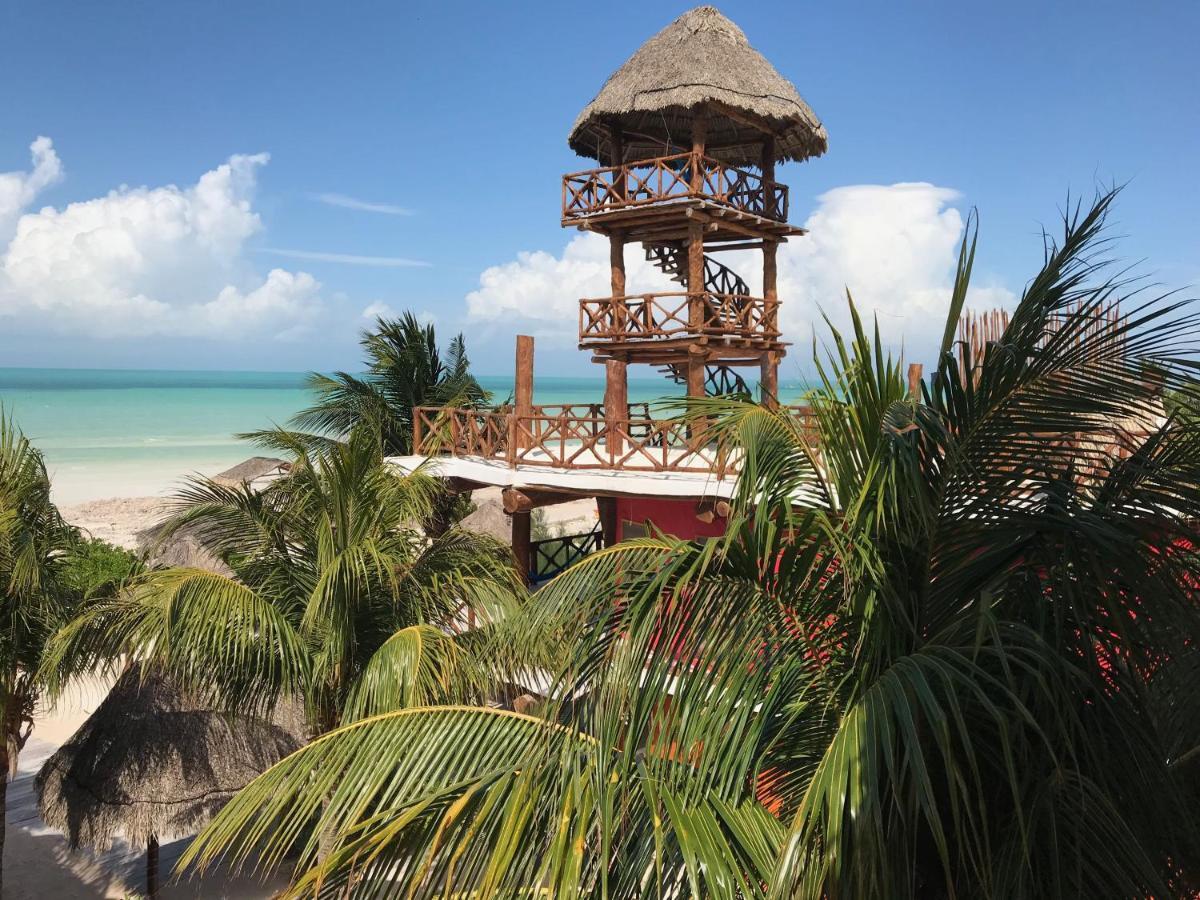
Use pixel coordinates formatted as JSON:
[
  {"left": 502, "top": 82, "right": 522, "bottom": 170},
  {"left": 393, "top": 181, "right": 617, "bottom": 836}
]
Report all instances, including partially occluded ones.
[{"left": 37, "top": 666, "right": 303, "bottom": 898}]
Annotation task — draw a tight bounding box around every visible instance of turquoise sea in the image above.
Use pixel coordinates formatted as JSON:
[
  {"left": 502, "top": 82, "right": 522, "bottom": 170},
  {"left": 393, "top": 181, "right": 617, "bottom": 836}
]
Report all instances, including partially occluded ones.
[{"left": 0, "top": 368, "right": 806, "bottom": 505}]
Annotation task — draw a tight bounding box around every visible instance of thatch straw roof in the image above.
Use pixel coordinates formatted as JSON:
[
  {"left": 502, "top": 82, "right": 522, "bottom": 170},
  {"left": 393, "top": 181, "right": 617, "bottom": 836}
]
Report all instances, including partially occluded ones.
[
  {"left": 569, "top": 6, "right": 827, "bottom": 166},
  {"left": 37, "top": 666, "right": 303, "bottom": 850},
  {"left": 459, "top": 489, "right": 510, "bottom": 541},
  {"left": 212, "top": 456, "right": 289, "bottom": 489}
]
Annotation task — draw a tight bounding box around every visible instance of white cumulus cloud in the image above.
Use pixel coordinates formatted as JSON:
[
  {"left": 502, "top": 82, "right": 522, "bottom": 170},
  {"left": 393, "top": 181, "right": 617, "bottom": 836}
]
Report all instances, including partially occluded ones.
[
  {"left": 0, "top": 147, "right": 324, "bottom": 339},
  {"left": 0, "top": 136, "right": 63, "bottom": 244},
  {"left": 465, "top": 182, "right": 1015, "bottom": 358}
]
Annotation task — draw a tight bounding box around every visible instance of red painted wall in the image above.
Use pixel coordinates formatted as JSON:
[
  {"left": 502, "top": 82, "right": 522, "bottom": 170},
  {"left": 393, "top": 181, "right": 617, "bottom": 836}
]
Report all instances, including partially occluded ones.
[{"left": 615, "top": 496, "right": 728, "bottom": 542}]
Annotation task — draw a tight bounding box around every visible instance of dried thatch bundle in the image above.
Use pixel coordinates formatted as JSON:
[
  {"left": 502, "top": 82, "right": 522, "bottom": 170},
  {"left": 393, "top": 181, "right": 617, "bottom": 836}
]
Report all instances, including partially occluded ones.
[
  {"left": 569, "top": 6, "right": 827, "bottom": 166},
  {"left": 459, "top": 489, "right": 511, "bottom": 541},
  {"left": 37, "top": 666, "right": 302, "bottom": 895}
]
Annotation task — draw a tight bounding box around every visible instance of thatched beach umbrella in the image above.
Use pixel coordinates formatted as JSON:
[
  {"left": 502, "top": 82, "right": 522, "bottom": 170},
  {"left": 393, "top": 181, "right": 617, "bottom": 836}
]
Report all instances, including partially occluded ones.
[
  {"left": 37, "top": 666, "right": 302, "bottom": 898},
  {"left": 211, "top": 456, "right": 289, "bottom": 490},
  {"left": 569, "top": 5, "right": 827, "bottom": 166}
]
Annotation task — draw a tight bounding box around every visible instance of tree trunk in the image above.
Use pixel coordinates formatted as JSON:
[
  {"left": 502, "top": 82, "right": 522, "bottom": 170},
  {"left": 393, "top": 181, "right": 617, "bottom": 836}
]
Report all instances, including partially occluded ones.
[{"left": 147, "top": 835, "right": 160, "bottom": 898}]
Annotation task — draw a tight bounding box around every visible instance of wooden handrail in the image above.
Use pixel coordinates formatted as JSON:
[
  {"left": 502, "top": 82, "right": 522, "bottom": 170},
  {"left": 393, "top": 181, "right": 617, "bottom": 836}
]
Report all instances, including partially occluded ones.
[
  {"left": 563, "top": 152, "right": 789, "bottom": 222},
  {"left": 579, "top": 292, "right": 781, "bottom": 343}
]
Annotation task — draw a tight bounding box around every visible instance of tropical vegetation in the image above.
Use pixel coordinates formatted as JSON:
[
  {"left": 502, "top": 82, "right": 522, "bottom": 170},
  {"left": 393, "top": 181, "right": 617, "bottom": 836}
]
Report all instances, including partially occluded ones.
[
  {"left": 43, "top": 428, "right": 528, "bottom": 745},
  {"left": 0, "top": 419, "right": 132, "bottom": 893},
  {"left": 163, "top": 192, "right": 1200, "bottom": 898}
]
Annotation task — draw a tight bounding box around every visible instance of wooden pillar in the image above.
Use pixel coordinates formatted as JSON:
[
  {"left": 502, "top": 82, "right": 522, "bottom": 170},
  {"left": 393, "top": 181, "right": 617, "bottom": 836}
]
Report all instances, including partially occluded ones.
[
  {"left": 147, "top": 836, "right": 159, "bottom": 899},
  {"left": 907, "top": 362, "right": 924, "bottom": 400},
  {"left": 609, "top": 232, "right": 625, "bottom": 297},
  {"left": 760, "top": 352, "right": 779, "bottom": 408},
  {"left": 763, "top": 240, "right": 778, "bottom": 332},
  {"left": 610, "top": 126, "right": 625, "bottom": 201},
  {"left": 515, "top": 335, "right": 534, "bottom": 451},
  {"left": 761, "top": 136, "right": 777, "bottom": 218},
  {"left": 605, "top": 356, "right": 628, "bottom": 459},
  {"left": 687, "top": 220, "right": 705, "bottom": 329},
  {"left": 512, "top": 510, "right": 531, "bottom": 585},
  {"left": 597, "top": 496, "right": 618, "bottom": 547},
  {"left": 686, "top": 348, "right": 706, "bottom": 398},
  {"left": 689, "top": 106, "right": 708, "bottom": 194}
]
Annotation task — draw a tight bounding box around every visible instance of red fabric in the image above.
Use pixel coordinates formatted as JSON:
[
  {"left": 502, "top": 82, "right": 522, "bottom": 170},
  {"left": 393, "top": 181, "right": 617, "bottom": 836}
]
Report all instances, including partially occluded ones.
[{"left": 614, "top": 496, "right": 728, "bottom": 541}]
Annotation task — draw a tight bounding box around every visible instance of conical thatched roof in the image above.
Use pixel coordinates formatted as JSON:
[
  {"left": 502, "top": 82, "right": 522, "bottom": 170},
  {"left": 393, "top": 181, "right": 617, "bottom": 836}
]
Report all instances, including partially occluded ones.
[
  {"left": 37, "top": 666, "right": 303, "bottom": 850},
  {"left": 569, "top": 6, "right": 827, "bottom": 166}
]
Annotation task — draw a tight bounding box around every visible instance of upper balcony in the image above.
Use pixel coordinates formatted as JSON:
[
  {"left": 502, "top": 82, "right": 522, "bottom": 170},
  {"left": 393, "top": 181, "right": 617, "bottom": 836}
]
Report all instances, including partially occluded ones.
[{"left": 562, "top": 152, "right": 793, "bottom": 235}]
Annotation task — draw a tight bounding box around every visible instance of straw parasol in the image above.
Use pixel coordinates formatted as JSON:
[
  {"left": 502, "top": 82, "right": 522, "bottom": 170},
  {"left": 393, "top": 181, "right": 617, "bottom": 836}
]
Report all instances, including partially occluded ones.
[
  {"left": 459, "top": 489, "right": 511, "bottom": 541},
  {"left": 211, "top": 456, "right": 289, "bottom": 489},
  {"left": 569, "top": 6, "right": 827, "bottom": 166},
  {"left": 37, "top": 666, "right": 303, "bottom": 898}
]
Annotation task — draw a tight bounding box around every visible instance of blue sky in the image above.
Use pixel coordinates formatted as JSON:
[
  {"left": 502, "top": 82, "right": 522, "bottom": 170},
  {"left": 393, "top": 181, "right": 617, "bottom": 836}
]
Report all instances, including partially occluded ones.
[{"left": 0, "top": 0, "right": 1196, "bottom": 377}]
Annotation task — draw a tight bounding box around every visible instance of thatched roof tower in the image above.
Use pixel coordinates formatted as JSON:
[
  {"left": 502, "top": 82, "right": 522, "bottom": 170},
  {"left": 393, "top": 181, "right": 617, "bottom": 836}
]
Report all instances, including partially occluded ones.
[
  {"left": 37, "top": 666, "right": 302, "bottom": 896},
  {"left": 569, "top": 5, "right": 827, "bottom": 166}
]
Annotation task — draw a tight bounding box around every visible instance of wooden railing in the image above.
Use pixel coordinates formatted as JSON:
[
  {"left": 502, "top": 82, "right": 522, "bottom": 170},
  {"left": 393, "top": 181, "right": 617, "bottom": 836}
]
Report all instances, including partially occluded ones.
[
  {"left": 415, "top": 405, "right": 730, "bottom": 475},
  {"left": 579, "top": 292, "right": 779, "bottom": 343},
  {"left": 414, "top": 404, "right": 819, "bottom": 475},
  {"left": 530, "top": 525, "right": 604, "bottom": 584},
  {"left": 563, "top": 152, "right": 789, "bottom": 222}
]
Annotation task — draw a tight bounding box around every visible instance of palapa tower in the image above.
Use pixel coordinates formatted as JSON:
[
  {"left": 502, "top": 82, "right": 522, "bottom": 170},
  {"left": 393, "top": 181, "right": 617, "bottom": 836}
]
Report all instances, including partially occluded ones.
[
  {"left": 564, "top": 5, "right": 826, "bottom": 407},
  {"left": 406, "top": 7, "right": 827, "bottom": 582}
]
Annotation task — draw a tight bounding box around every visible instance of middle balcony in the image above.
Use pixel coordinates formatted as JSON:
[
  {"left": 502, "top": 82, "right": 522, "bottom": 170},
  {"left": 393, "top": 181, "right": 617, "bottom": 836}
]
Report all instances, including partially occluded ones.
[{"left": 579, "top": 291, "right": 781, "bottom": 356}]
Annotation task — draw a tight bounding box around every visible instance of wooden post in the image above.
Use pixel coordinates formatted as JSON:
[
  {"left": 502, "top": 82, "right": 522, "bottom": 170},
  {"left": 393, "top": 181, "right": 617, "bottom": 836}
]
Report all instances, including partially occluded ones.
[
  {"left": 604, "top": 357, "right": 628, "bottom": 459},
  {"left": 147, "top": 836, "right": 159, "bottom": 899},
  {"left": 610, "top": 125, "right": 625, "bottom": 201},
  {"left": 690, "top": 105, "right": 708, "bottom": 195},
  {"left": 761, "top": 135, "right": 777, "bottom": 217},
  {"left": 763, "top": 240, "right": 778, "bottom": 332},
  {"left": 907, "top": 362, "right": 924, "bottom": 400},
  {"left": 687, "top": 220, "right": 705, "bottom": 329},
  {"left": 512, "top": 510, "right": 532, "bottom": 585},
  {"left": 686, "top": 349, "right": 706, "bottom": 399},
  {"left": 609, "top": 232, "right": 625, "bottom": 297},
  {"left": 597, "top": 496, "right": 618, "bottom": 547},
  {"left": 760, "top": 352, "right": 779, "bottom": 408},
  {"left": 515, "top": 335, "right": 534, "bottom": 451}
]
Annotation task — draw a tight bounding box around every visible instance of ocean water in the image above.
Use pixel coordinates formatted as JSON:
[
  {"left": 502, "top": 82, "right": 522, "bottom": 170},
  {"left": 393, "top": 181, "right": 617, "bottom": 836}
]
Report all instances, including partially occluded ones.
[{"left": 0, "top": 368, "right": 809, "bottom": 505}]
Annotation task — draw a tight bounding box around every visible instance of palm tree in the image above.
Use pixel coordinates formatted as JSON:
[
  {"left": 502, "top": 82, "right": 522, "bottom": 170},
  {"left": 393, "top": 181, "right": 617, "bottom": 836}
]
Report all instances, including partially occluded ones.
[
  {"left": 249, "top": 312, "right": 489, "bottom": 535},
  {"left": 290, "top": 312, "right": 489, "bottom": 457},
  {"left": 43, "top": 429, "right": 530, "bottom": 744},
  {"left": 180, "top": 192, "right": 1200, "bottom": 897},
  {"left": 0, "top": 417, "right": 82, "bottom": 894}
]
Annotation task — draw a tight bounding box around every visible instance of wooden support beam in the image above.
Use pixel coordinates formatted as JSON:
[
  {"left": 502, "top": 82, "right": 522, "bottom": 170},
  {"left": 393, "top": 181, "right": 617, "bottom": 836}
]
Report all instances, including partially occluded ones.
[
  {"left": 690, "top": 106, "right": 708, "bottom": 194},
  {"left": 686, "top": 346, "right": 706, "bottom": 399},
  {"left": 685, "top": 208, "right": 768, "bottom": 241},
  {"left": 511, "top": 510, "right": 531, "bottom": 585},
  {"left": 761, "top": 135, "right": 777, "bottom": 219},
  {"left": 515, "top": 335, "right": 534, "bottom": 451},
  {"left": 609, "top": 232, "right": 625, "bottom": 297},
  {"left": 907, "top": 362, "right": 924, "bottom": 400},
  {"left": 597, "top": 496, "right": 619, "bottom": 547},
  {"left": 687, "top": 221, "right": 704, "bottom": 329},
  {"left": 760, "top": 351, "right": 779, "bottom": 409},
  {"left": 502, "top": 487, "right": 580, "bottom": 514},
  {"left": 604, "top": 357, "right": 628, "bottom": 459}
]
